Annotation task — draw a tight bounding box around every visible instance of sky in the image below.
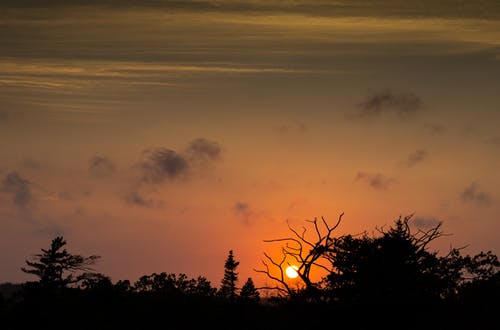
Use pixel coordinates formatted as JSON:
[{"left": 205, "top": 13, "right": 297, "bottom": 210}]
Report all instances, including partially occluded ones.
[{"left": 1, "top": 0, "right": 500, "bottom": 289}]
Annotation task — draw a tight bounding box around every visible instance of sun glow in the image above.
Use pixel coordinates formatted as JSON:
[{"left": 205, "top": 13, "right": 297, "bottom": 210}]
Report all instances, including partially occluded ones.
[{"left": 285, "top": 265, "right": 299, "bottom": 279}]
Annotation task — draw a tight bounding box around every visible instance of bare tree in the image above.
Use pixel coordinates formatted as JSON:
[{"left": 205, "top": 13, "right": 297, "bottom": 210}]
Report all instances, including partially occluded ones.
[{"left": 254, "top": 213, "right": 344, "bottom": 298}]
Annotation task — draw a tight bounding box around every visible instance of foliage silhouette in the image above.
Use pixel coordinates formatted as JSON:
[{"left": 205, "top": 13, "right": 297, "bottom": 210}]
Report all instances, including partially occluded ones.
[
  {"left": 219, "top": 249, "right": 240, "bottom": 303},
  {"left": 21, "top": 236, "right": 100, "bottom": 290},
  {"left": 239, "top": 277, "right": 260, "bottom": 304},
  {"left": 1, "top": 215, "right": 499, "bottom": 329},
  {"left": 256, "top": 214, "right": 500, "bottom": 306},
  {"left": 324, "top": 215, "right": 500, "bottom": 306}
]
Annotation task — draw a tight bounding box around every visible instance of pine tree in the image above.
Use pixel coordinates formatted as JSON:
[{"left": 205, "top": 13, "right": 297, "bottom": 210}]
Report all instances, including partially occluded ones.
[
  {"left": 239, "top": 277, "right": 260, "bottom": 304},
  {"left": 219, "top": 249, "right": 239, "bottom": 303},
  {"left": 21, "top": 236, "right": 100, "bottom": 289}
]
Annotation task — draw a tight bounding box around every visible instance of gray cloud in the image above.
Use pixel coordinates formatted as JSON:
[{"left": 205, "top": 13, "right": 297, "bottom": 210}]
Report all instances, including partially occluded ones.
[
  {"left": 405, "top": 149, "right": 427, "bottom": 168},
  {"left": 355, "top": 171, "right": 394, "bottom": 190},
  {"left": 233, "top": 201, "right": 256, "bottom": 225},
  {"left": 412, "top": 216, "right": 441, "bottom": 229},
  {"left": 141, "top": 148, "right": 189, "bottom": 183},
  {"left": 186, "top": 138, "right": 222, "bottom": 162},
  {"left": 1, "top": 172, "right": 32, "bottom": 209},
  {"left": 234, "top": 201, "right": 249, "bottom": 212},
  {"left": 88, "top": 155, "right": 116, "bottom": 178},
  {"left": 461, "top": 182, "right": 492, "bottom": 206},
  {"left": 124, "top": 191, "right": 156, "bottom": 208},
  {"left": 351, "top": 89, "right": 423, "bottom": 119},
  {"left": 141, "top": 138, "right": 223, "bottom": 184}
]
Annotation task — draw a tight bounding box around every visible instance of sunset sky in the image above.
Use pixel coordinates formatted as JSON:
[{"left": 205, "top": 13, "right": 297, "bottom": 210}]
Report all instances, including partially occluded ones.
[{"left": 1, "top": 0, "right": 500, "bottom": 289}]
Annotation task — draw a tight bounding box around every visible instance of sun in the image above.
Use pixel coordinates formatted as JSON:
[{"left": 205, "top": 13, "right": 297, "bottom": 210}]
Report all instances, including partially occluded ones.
[{"left": 285, "top": 265, "right": 299, "bottom": 279}]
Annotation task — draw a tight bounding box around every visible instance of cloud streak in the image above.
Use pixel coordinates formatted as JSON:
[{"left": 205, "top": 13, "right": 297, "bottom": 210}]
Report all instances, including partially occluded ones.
[{"left": 1, "top": 1, "right": 500, "bottom": 20}]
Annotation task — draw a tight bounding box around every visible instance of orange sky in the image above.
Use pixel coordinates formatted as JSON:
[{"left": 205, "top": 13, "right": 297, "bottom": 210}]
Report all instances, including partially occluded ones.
[{"left": 1, "top": 0, "right": 500, "bottom": 289}]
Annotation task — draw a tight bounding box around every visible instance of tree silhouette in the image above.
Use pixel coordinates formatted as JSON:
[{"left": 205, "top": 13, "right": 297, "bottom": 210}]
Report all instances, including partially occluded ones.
[
  {"left": 324, "top": 215, "right": 500, "bottom": 306},
  {"left": 323, "top": 215, "right": 449, "bottom": 304},
  {"left": 239, "top": 277, "right": 260, "bottom": 304},
  {"left": 219, "top": 250, "right": 239, "bottom": 303},
  {"left": 2, "top": 212, "right": 498, "bottom": 329},
  {"left": 254, "top": 213, "right": 343, "bottom": 299},
  {"left": 253, "top": 212, "right": 500, "bottom": 307},
  {"left": 133, "top": 272, "right": 217, "bottom": 299},
  {"left": 21, "top": 236, "right": 100, "bottom": 290}
]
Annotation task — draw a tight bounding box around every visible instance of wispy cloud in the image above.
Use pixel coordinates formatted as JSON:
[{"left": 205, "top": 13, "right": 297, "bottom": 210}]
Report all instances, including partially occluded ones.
[
  {"left": 1, "top": 172, "right": 33, "bottom": 209},
  {"left": 88, "top": 155, "right": 116, "bottom": 178},
  {"left": 141, "top": 148, "right": 189, "bottom": 183},
  {"left": 140, "top": 138, "right": 223, "bottom": 184},
  {"left": 350, "top": 89, "right": 423, "bottom": 119},
  {"left": 124, "top": 190, "right": 162, "bottom": 208},
  {"left": 2, "top": 1, "right": 500, "bottom": 21},
  {"left": 186, "top": 138, "right": 223, "bottom": 162},
  {"left": 355, "top": 171, "right": 395, "bottom": 190},
  {"left": 233, "top": 201, "right": 268, "bottom": 225},
  {"left": 412, "top": 216, "right": 441, "bottom": 229},
  {"left": 0, "top": 60, "right": 312, "bottom": 92},
  {"left": 404, "top": 149, "right": 428, "bottom": 168},
  {"left": 461, "top": 182, "right": 492, "bottom": 207}
]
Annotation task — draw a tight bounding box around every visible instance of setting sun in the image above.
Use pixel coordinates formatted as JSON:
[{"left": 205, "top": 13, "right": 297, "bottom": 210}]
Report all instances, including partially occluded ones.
[{"left": 285, "top": 265, "right": 299, "bottom": 279}]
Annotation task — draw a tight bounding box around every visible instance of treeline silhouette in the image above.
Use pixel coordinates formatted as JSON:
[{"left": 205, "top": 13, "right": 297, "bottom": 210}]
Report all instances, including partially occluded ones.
[{"left": 1, "top": 215, "right": 499, "bottom": 329}]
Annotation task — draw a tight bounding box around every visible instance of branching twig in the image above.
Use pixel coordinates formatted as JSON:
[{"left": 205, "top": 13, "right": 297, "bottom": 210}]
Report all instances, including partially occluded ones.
[{"left": 254, "top": 213, "right": 344, "bottom": 297}]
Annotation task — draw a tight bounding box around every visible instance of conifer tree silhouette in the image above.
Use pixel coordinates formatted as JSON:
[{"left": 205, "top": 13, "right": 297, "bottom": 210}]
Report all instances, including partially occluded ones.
[
  {"left": 219, "top": 250, "right": 239, "bottom": 303},
  {"left": 239, "top": 277, "right": 260, "bottom": 304},
  {"left": 21, "top": 236, "right": 100, "bottom": 289}
]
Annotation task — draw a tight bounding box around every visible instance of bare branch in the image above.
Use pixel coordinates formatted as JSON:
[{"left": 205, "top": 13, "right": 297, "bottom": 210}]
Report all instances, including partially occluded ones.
[{"left": 254, "top": 213, "right": 345, "bottom": 298}]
